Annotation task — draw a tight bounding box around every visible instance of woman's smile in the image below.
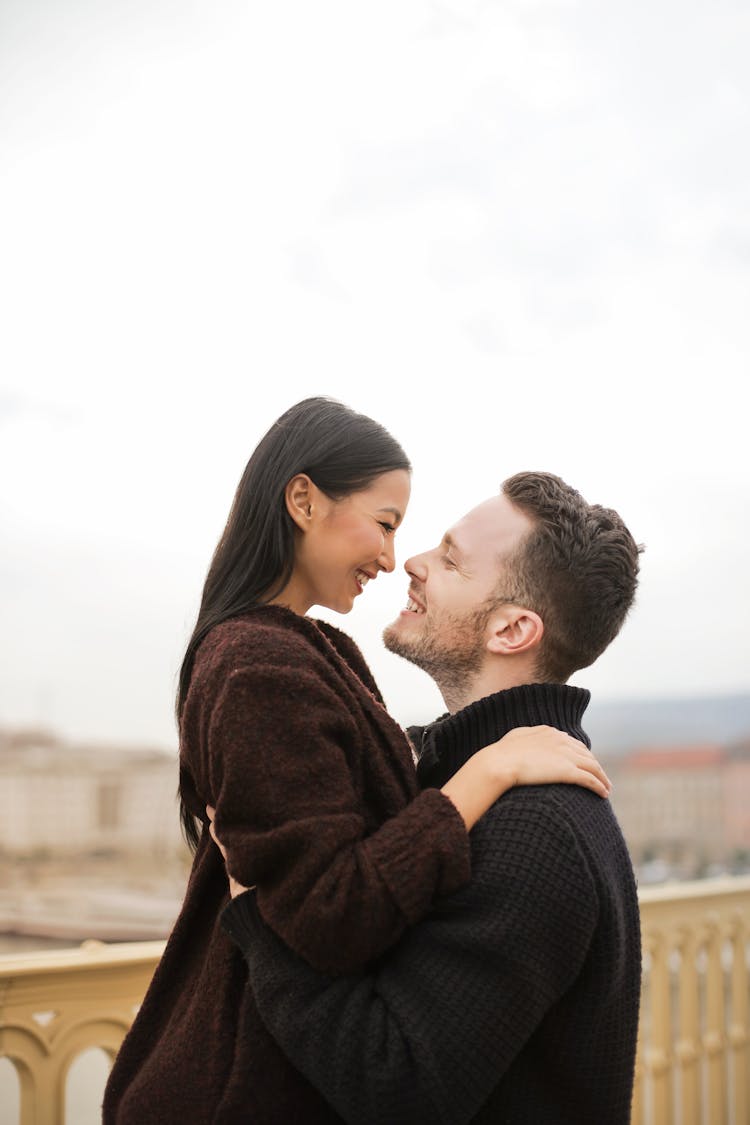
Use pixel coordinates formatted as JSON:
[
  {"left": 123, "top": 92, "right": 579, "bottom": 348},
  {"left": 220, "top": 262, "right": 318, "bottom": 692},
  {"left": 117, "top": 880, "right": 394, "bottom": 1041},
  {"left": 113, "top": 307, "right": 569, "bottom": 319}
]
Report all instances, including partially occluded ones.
[{"left": 354, "top": 570, "right": 373, "bottom": 595}]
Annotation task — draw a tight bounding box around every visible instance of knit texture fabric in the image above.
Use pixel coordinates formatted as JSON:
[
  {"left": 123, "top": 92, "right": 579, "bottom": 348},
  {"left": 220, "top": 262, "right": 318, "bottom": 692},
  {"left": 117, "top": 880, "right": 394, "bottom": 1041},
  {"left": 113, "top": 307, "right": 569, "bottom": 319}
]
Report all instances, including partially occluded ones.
[
  {"left": 102, "top": 606, "right": 470, "bottom": 1124},
  {"left": 223, "top": 682, "right": 641, "bottom": 1124}
]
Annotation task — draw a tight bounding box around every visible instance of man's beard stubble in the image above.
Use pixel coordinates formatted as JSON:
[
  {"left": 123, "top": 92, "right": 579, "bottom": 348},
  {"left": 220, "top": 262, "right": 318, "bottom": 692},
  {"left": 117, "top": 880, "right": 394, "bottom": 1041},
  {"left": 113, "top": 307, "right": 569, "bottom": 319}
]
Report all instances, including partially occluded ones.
[{"left": 383, "top": 604, "right": 491, "bottom": 708}]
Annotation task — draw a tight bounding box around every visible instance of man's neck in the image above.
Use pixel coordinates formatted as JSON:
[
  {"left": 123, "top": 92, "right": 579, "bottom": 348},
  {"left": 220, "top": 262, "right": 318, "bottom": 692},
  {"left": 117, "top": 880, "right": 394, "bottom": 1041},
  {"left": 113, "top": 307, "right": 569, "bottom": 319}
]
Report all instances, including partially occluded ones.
[
  {"left": 439, "top": 664, "right": 539, "bottom": 714},
  {"left": 413, "top": 680, "right": 592, "bottom": 791}
]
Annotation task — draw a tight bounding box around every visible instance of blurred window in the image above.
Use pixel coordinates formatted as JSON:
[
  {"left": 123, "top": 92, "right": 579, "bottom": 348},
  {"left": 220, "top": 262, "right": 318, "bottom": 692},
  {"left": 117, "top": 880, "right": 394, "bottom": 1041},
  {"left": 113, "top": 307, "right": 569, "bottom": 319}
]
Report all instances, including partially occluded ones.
[{"left": 97, "top": 782, "right": 121, "bottom": 830}]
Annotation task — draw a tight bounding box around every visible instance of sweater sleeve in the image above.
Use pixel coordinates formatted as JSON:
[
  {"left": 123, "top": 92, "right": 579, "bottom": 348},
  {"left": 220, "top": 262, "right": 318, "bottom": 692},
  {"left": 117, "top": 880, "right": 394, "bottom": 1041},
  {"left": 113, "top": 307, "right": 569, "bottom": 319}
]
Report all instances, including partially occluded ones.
[
  {"left": 208, "top": 661, "right": 470, "bottom": 976},
  {"left": 220, "top": 791, "right": 599, "bottom": 1125}
]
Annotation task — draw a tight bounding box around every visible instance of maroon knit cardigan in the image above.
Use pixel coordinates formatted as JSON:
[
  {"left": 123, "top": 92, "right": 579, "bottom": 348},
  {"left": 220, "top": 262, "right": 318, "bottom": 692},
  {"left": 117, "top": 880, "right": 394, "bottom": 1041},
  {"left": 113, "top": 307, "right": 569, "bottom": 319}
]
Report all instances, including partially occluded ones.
[{"left": 103, "top": 606, "right": 470, "bottom": 1124}]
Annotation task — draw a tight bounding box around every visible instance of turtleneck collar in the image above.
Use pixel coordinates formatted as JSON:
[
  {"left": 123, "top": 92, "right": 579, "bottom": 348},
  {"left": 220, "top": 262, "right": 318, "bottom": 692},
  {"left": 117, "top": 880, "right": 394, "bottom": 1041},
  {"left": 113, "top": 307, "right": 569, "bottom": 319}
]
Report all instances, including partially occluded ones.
[{"left": 413, "top": 682, "right": 591, "bottom": 790}]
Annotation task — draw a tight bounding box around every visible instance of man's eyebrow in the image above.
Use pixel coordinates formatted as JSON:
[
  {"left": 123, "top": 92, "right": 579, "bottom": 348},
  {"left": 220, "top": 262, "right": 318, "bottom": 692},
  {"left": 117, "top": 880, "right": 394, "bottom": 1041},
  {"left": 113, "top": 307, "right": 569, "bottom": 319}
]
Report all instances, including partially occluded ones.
[
  {"left": 378, "top": 507, "right": 403, "bottom": 524},
  {"left": 443, "top": 532, "right": 464, "bottom": 558}
]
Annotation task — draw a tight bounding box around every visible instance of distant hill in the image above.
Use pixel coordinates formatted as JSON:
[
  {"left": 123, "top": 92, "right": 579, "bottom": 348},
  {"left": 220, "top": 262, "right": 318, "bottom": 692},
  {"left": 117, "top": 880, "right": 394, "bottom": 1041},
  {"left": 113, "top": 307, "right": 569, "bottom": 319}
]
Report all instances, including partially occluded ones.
[{"left": 585, "top": 693, "right": 750, "bottom": 754}]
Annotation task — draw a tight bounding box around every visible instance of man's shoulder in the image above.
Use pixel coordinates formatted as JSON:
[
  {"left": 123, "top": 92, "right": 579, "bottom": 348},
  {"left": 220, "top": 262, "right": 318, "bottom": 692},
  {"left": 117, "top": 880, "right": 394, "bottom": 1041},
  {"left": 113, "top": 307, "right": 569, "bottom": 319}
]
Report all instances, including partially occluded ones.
[
  {"left": 481, "top": 780, "right": 603, "bottom": 823},
  {"left": 468, "top": 784, "right": 636, "bottom": 899},
  {"left": 481, "top": 779, "right": 622, "bottom": 830},
  {"left": 413, "top": 787, "right": 603, "bottom": 938},
  {"left": 467, "top": 784, "right": 625, "bottom": 867}
]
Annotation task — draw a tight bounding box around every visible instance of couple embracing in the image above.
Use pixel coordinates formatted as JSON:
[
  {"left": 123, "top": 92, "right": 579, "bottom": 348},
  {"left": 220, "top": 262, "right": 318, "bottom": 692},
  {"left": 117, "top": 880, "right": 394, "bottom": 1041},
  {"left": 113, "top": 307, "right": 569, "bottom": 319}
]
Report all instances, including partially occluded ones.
[{"left": 104, "top": 397, "right": 642, "bottom": 1125}]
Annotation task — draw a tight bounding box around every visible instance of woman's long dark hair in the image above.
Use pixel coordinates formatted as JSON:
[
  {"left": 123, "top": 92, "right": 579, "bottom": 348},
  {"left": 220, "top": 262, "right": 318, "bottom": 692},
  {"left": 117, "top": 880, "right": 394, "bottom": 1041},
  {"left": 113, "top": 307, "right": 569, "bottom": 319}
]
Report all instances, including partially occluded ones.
[{"left": 177, "top": 397, "right": 411, "bottom": 849}]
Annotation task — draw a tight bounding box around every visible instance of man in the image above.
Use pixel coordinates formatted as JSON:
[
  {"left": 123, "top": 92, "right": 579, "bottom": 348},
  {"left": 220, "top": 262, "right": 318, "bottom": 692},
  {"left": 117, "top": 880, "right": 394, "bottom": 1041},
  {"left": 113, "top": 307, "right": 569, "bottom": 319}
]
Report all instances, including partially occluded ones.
[{"left": 216, "top": 471, "right": 643, "bottom": 1124}]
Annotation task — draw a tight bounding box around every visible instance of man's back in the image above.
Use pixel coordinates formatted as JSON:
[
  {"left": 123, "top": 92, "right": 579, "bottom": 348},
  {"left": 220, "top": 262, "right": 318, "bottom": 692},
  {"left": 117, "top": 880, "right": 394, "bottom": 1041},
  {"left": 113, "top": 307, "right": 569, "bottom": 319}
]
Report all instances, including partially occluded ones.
[{"left": 462, "top": 782, "right": 640, "bottom": 1123}]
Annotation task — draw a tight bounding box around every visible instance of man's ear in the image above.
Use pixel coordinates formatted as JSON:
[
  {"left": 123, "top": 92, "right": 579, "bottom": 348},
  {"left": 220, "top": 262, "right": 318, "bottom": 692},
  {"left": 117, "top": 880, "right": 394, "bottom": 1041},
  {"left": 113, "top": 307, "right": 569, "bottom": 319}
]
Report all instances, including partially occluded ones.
[
  {"left": 284, "top": 474, "right": 315, "bottom": 531},
  {"left": 485, "top": 605, "right": 544, "bottom": 657}
]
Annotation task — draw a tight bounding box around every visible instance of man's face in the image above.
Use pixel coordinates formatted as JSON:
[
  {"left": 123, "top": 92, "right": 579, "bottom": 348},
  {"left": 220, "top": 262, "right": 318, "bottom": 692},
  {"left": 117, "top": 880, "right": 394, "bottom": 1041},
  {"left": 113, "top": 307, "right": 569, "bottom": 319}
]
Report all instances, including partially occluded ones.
[{"left": 383, "top": 494, "right": 534, "bottom": 683}]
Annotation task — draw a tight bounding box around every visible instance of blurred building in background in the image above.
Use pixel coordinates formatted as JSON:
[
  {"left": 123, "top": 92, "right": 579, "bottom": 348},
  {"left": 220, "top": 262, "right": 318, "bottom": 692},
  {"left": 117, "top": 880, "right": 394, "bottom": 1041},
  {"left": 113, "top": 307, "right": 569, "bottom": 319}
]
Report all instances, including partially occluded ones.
[
  {"left": 0, "top": 727, "right": 188, "bottom": 947},
  {"left": 0, "top": 727, "right": 184, "bottom": 858},
  {"left": 609, "top": 739, "right": 750, "bottom": 881}
]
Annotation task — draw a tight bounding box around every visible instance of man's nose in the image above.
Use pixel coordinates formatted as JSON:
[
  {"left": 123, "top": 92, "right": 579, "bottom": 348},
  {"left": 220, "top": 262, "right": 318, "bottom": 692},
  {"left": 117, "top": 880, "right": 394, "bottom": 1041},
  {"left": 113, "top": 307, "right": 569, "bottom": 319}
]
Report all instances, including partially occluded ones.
[{"left": 404, "top": 553, "right": 427, "bottom": 581}]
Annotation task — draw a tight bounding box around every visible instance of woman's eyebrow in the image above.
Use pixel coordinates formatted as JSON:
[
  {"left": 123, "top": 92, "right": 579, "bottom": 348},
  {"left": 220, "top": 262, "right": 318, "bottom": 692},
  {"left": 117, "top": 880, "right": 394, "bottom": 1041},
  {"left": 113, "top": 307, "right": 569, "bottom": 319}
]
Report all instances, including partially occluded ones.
[{"left": 378, "top": 507, "right": 403, "bottom": 524}]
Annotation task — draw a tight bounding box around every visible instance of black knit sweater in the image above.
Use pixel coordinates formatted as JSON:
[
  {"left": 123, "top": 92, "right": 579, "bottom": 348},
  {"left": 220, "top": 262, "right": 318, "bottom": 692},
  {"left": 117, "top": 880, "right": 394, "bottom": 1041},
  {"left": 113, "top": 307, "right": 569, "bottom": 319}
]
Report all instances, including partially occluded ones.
[{"left": 222, "top": 682, "right": 641, "bottom": 1125}]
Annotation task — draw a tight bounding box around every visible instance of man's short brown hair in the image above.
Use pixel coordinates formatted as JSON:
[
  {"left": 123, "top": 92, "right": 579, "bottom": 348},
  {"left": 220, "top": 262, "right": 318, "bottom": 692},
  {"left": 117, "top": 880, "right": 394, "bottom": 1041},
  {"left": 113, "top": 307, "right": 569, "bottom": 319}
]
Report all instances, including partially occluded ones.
[{"left": 499, "top": 472, "right": 643, "bottom": 682}]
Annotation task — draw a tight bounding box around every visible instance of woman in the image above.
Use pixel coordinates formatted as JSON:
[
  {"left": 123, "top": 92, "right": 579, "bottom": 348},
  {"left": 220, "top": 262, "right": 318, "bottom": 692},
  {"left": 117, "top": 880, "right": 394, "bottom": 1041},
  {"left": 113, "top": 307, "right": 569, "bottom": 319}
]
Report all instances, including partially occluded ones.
[{"left": 103, "top": 398, "right": 607, "bottom": 1124}]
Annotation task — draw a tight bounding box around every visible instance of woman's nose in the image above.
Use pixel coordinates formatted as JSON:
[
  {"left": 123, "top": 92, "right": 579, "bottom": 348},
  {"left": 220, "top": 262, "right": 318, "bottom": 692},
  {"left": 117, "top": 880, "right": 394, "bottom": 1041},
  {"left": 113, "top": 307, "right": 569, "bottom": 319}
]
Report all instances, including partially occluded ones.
[{"left": 378, "top": 535, "right": 397, "bottom": 573}]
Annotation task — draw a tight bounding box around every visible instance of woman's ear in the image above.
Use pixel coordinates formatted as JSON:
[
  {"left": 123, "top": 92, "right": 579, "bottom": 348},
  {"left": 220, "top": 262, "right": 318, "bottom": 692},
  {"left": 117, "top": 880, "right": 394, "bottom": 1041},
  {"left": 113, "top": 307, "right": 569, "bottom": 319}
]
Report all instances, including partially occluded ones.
[
  {"left": 284, "top": 474, "right": 315, "bottom": 531},
  {"left": 485, "top": 605, "right": 544, "bottom": 657}
]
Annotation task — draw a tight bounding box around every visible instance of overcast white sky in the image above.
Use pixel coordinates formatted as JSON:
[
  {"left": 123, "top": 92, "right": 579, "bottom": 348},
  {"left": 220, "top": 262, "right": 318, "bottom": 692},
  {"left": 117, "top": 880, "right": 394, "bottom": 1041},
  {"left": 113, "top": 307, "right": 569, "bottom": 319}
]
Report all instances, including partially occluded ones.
[{"left": 1, "top": 0, "right": 748, "bottom": 748}]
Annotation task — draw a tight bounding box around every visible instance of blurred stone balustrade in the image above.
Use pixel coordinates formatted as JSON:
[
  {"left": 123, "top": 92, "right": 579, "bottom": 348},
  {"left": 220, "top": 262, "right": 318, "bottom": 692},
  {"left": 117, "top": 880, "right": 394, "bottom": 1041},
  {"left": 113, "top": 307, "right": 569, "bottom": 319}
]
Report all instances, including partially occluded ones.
[{"left": 1, "top": 877, "right": 749, "bottom": 1124}]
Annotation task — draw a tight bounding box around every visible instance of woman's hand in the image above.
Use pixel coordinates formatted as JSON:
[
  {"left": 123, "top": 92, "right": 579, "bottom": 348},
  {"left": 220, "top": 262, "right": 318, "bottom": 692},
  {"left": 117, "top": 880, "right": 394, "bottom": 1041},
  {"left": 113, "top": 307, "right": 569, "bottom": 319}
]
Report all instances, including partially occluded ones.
[
  {"left": 485, "top": 725, "right": 611, "bottom": 796},
  {"left": 205, "top": 806, "right": 255, "bottom": 899},
  {"left": 441, "top": 725, "right": 611, "bottom": 833}
]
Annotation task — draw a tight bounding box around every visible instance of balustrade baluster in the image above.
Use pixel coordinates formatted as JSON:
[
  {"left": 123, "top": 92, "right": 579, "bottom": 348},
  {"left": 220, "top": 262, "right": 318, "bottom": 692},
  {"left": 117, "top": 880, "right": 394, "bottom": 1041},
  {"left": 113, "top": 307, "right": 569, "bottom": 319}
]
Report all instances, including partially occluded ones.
[
  {"left": 703, "top": 915, "right": 727, "bottom": 1124},
  {"left": 728, "top": 911, "right": 748, "bottom": 1125},
  {"left": 676, "top": 928, "right": 701, "bottom": 1125},
  {"left": 646, "top": 930, "right": 674, "bottom": 1124},
  {"left": 631, "top": 1040, "right": 644, "bottom": 1125},
  {"left": 20, "top": 1057, "right": 62, "bottom": 1125}
]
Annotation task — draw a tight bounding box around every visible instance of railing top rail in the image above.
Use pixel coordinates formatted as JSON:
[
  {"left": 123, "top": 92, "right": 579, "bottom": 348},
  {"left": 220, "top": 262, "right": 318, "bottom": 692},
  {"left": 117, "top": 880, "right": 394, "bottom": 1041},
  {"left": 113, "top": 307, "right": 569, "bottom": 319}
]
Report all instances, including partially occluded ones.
[
  {"left": 1, "top": 877, "right": 749, "bottom": 979},
  {"left": 637, "top": 874, "right": 750, "bottom": 904},
  {"left": 0, "top": 939, "right": 166, "bottom": 979}
]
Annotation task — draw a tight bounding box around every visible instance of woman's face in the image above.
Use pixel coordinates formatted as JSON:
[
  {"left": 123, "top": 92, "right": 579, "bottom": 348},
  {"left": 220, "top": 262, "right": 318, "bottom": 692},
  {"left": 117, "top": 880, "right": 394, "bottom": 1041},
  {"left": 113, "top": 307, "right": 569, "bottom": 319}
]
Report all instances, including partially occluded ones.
[{"left": 290, "top": 469, "right": 412, "bottom": 615}]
